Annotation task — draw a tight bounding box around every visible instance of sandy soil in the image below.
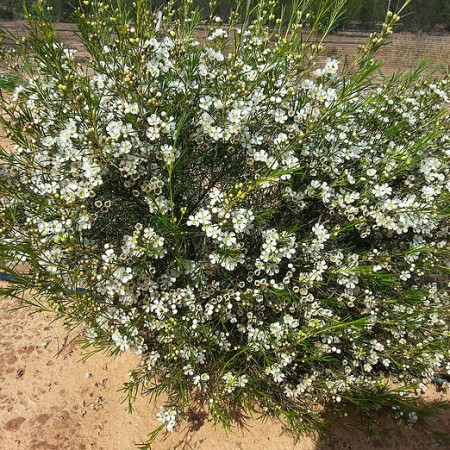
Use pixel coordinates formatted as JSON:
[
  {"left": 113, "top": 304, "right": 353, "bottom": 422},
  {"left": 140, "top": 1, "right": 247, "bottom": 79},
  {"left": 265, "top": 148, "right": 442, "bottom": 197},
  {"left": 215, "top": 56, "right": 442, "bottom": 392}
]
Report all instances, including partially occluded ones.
[
  {"left": 1, "top": 288, "right": 450, "bottom": 450},
  {"left": 0, "top": 285, "right": 314, "bottom": 450}
]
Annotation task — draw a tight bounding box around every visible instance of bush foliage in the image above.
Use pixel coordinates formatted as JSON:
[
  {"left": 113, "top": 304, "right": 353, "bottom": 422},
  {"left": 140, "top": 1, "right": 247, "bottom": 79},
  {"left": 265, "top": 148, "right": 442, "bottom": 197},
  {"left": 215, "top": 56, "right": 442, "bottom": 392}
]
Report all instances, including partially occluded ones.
[{"left": 0, "top": 0, "right": 449, "bottom": 445}]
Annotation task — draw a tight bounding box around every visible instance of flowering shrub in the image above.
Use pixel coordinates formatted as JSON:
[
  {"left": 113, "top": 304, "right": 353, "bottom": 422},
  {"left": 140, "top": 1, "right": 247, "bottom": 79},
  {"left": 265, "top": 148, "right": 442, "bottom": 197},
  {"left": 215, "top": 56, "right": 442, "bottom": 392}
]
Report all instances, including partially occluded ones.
[{"left": 0, "top": 0, "right": 450, "bottom": 444}]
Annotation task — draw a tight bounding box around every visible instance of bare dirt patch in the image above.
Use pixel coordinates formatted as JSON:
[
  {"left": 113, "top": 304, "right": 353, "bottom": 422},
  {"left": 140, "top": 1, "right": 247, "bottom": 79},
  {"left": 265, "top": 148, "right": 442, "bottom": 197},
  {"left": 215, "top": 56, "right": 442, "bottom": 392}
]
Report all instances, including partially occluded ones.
[{"left": 1, "top": 285, "right": 450, "bottom": 450}]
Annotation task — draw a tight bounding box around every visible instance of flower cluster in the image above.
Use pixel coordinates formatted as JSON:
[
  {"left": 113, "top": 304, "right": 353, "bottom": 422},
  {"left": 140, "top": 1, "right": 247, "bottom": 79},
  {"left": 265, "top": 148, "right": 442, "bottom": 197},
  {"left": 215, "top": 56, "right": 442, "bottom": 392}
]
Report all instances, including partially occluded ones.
[
  {"left": 0, "top": 0, "right": 449, "bottom": 442},
  {"left": 156, "top": 407, "right": 179, "bottom": 432}
]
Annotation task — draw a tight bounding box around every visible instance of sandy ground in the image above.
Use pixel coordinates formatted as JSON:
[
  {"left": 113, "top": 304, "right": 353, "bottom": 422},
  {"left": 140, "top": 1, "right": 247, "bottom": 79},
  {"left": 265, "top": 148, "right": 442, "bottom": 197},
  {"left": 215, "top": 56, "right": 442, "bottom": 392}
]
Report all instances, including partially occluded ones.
[
  {"left": 0, "top": 286, "right": 315, "bottom": 450},
  {"left": 1, "top": 286, "right": 450, "bottom": 450}
]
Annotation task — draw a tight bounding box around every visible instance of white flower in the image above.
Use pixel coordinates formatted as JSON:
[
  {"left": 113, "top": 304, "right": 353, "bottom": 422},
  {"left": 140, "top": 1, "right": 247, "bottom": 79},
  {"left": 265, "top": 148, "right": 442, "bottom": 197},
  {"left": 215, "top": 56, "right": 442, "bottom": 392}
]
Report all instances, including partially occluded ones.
[
  {"left": 207, "top": 28, "right": 228, "bottom": 41},
  {"left": 324, "top": 58, "right": 339, "bottom": 75},
  {"left": 273, "top": 109, "right": 288, "bottom": 124},
  {"left": 372, "top": 183, "right": 393, "bottom": 198},
  {"left": 156, "top": 407, "right": 179, "bottom": 432},
  {"left": 160, "top": 144, "right": 179, "bottom": 166},
  {"left": 312, "top": 223, "right": 330, "bottom": 242}
]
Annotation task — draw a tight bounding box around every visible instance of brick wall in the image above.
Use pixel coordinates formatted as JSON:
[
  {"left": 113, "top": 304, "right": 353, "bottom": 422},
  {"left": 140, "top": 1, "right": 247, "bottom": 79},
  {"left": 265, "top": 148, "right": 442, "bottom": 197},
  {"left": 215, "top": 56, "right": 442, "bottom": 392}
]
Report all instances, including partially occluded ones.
[
  {"left": 1, "top": 20, "right": 449, "bottom": 75},
  {"left": 379, "top": 33, "right": 450, "bottom": 73},
  {"left": 322, "top": 32, "right": 450, "bottom": 75}
]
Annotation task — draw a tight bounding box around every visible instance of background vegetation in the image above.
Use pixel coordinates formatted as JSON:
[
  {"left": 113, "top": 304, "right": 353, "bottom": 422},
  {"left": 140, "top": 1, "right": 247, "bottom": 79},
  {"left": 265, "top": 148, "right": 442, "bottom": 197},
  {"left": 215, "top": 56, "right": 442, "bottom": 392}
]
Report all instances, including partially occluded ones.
[{"left": 0, "top": 0, "right": 449, "bottom": 31}]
